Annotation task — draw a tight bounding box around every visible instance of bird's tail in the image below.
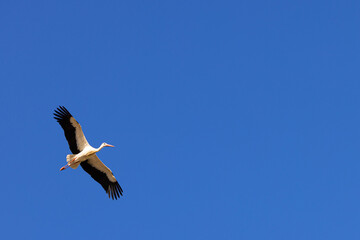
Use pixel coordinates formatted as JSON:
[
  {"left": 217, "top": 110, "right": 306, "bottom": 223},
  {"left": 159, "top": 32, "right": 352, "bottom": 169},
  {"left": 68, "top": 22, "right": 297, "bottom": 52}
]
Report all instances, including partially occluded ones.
[
  {"left": 66, "top": 154, "right": 76, "bottom": 162},
  {"left": 66, "top": 154, "right": 80, "bottom": 169}
]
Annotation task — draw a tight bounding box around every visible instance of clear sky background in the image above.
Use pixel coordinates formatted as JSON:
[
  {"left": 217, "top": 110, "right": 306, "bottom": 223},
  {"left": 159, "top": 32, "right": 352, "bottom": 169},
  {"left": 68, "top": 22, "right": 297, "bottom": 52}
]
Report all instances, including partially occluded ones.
[{"left": 0, "top": 1, "right": 360, "bottom": 239}]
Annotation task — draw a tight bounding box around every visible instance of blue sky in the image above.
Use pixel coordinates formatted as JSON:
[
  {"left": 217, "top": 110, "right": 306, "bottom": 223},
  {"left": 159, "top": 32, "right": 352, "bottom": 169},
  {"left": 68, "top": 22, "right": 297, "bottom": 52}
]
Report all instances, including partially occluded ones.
[{"left": 1, "top": 0, "right": 360, "bottom": 239}]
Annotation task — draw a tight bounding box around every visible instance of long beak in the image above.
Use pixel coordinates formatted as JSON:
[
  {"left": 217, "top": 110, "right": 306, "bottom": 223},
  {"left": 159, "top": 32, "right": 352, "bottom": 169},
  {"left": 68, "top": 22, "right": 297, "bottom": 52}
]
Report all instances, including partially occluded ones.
[{"left": 106, "top": 144, "right": 115, "bottom": 147}]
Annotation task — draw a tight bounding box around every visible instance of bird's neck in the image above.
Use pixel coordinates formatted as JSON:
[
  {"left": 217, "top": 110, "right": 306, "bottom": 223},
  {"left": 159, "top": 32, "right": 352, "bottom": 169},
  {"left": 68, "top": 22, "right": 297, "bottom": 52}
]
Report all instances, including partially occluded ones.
[{"left": 96, "top": 144, "right": 105, "bottom": 152}]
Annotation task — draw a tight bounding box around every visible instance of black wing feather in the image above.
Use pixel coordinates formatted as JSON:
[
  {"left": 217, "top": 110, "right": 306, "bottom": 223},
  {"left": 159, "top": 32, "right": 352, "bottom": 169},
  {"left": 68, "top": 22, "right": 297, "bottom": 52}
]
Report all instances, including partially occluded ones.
[
  {"left": 80, "top": 160, "right": 123, "bottom": 200},
  {"left": 53, "top": 106, "right": 80, "bottom": 154}
]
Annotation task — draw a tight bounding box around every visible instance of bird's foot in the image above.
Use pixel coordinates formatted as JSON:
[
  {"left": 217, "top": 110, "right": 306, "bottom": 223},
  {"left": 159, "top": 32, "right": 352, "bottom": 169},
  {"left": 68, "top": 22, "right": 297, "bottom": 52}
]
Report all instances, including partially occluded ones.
[
  {"left": 60, "top": 164, "right": 70, "bottom": 171},
  {"left": 60, "top": 157, "right": 77, "bottom": 171}
]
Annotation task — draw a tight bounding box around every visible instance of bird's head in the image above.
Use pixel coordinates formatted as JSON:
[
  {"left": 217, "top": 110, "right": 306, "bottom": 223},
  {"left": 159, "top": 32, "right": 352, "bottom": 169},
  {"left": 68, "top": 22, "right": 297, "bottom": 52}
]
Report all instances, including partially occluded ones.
[{"left": 102, "top": 142, "right": 115, "bottom": 148}]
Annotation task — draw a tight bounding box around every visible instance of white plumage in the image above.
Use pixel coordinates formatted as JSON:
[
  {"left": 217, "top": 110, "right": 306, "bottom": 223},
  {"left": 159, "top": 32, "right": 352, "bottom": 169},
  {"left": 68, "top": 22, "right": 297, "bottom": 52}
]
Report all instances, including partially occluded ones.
[{"left": 54, "top": 106, "right": 123, "bottom": 200}]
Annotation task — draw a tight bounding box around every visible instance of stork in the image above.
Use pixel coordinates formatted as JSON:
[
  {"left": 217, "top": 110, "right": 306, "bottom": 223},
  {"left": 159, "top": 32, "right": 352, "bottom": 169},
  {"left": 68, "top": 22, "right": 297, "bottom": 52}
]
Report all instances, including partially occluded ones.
[{"left": 54, "top": 106, "right": 123, "bottom": 200}]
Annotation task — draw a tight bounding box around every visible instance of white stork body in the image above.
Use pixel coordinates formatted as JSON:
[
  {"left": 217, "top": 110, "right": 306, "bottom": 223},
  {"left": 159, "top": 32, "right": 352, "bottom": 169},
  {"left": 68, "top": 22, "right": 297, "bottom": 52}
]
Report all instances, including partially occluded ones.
[
  {"left": 65, "top": 144, "right": 112, "bottom": 170},
  {"left": 54, "top": 106, "right": 123, "bottom": 200}
]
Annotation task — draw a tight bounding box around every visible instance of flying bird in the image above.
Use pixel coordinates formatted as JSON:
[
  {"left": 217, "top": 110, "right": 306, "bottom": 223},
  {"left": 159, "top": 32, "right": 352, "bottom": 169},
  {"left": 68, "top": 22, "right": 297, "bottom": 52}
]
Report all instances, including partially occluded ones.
[{"left": 54, "top": 106, "right": 123, "bottom": 200}]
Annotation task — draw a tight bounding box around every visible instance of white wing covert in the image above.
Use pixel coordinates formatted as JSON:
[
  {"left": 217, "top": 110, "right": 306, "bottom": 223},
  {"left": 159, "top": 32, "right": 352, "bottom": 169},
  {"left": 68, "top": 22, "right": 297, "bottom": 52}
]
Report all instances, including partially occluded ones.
[
  {"left": 54, "top": 106, "right": 90, "bottom": 153},
  {"left": 80, "top": 154, "right": 123, "bottom": 199}
]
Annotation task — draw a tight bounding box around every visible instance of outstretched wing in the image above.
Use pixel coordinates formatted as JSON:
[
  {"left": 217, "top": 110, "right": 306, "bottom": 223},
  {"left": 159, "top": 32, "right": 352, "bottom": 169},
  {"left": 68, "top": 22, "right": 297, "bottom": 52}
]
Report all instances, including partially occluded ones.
[
  {"left": 80, "top": 154, "right": 123, "bottom": 200},
  {"left": 53, "top": 106, "right": 90, "bottom": 154}
]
